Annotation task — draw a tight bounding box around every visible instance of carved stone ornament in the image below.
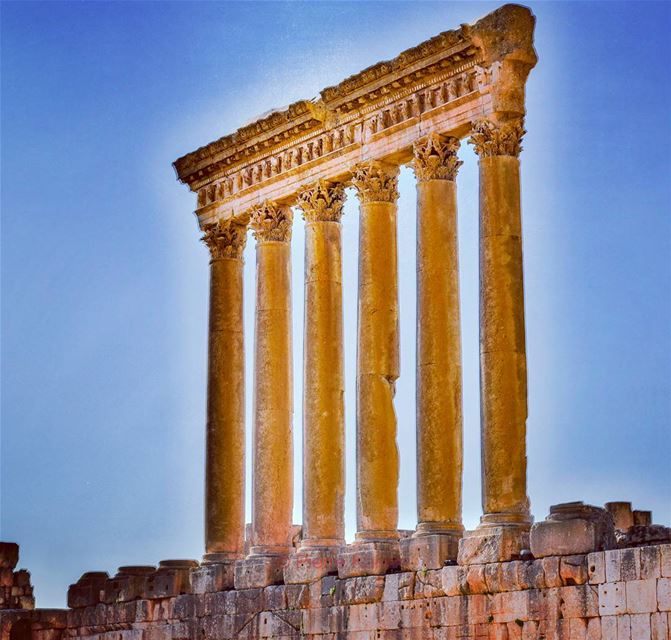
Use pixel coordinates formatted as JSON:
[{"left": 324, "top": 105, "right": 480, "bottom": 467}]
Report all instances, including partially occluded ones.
[
  {"left": 249, "top": 201, "right": 293, "bottom": 243},
  {"left": 412, "top": 133, "right": 462, "bottom": 182},
  {"left": 351, "top": 161, "right": 399, "bottom": 204},
  {"left": 468, "top": 117, "right": 525, "bottom": 158},
  {"left": 296, "top": 179, "right": 346, "bottom": 223},
  {"left": 201, "top": 219, "right": 248, "bottom": 260}
]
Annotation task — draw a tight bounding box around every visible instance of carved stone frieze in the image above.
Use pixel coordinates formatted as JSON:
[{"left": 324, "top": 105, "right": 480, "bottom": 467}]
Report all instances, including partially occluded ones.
[
  {"left": 249, "top": 201, "right": 293, "bottom": 243},
  {"left": 412, "top": 133, "right": 462, "bottom": 182},
  {"left": 351, "top": 161, "right": 399, "bottom": 205},
  {"left": 296, "top": 180, "right": 346, "bottom": 223},
  {"left": 468, "top": 118, "right": 525, "bottom": 158},
  {"left": 201, "top": 219, "right": 248, "bottom": 260}
]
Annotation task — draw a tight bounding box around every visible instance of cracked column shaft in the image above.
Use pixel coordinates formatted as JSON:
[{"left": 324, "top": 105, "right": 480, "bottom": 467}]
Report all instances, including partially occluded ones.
[
  {"left": 470, "top": 117, "right": 531, "bottom": 526},
  {"left": 352, "top": 160, "right": 400, "bottom": 542}
]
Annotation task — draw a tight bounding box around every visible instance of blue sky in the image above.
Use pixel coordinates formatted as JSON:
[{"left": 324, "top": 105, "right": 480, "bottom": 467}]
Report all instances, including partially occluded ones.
[{"left": 2, "top": 1, "right": 669, "bottom": 609}]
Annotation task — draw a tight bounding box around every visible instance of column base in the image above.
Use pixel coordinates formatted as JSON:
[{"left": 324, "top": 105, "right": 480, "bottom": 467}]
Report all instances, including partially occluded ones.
[
  {"left": 457, "top": 518, "right": 531, "bottom": 566},
  {"left": 283, "top": 546, "right": 340, "bottom": 584},
  {"left": 337, "top": 540, "right": 400, "bottom": 578},
  {"left": 400, "top": 532, "right": 462, "bottom": 571},
  {"left": 192, "top": 558, "right": 237, "bottom": 593},
  {"left": 234, "top": 552, "right": 290, "bottom": 589}
]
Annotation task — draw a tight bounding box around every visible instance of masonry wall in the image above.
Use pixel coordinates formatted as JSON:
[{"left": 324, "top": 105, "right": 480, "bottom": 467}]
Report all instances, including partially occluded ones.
[{"left": 2, "top": 543, "right": 670, "bottom": 640}]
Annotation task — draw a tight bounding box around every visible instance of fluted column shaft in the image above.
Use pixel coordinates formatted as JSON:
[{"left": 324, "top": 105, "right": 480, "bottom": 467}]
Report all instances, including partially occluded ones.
[
  {"left": 297, "top": 181, "right": 346, "bottom": 548},
  {"left": 249, "top": 202, "right": 294, "bottom": 555},
  {"left": 352, "top": 161, "right": 400, "bottom": 541},
  {"left": 470, "top": 118, "right": 531, "bottom": 525},
  {"left": 202, "top": 220, "right": 248, "bottom": 559},
  {"left": 413, "top": 134, "right": 464, "bottom": 535}
]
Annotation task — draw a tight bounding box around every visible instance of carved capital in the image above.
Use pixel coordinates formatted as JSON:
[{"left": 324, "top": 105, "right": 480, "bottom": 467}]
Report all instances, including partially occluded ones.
[
  {"left": 296, "top": 179, "right": 346, "bottom": 223},
  {"left": 249, "top": 201, "right": 293, "bottom": 243},
  {"left": 351, "top": 161, "right": 399, "bottom": 204},
  {"left": 201, "top": 219, "right": 248, "bottom": 260},
  {"left": 468, "top": 118, "right": 525, "bottom": 158},
  {"left": 412, "top": 133, "right": 462, "bottom": 182}
]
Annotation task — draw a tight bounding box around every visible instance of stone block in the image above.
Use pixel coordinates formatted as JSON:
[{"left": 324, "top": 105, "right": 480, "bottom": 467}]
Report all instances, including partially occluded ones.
[
  {"left": 441, "top": 565, "right": 467, "bottom": 596},
  {"left": 605, "top": 549, "right": 621, "bottom": 583},
  {"left": 0, "top": 543, "right": 19, "bottom": 570},
  {"left": 619, "top": 524, "right": 671, "bottom": 548},
  {"left": 620, "top": 548, "right": 641, "bottom": 581},
  {"left": 457, "top": 526, "right": 530, "bottom": 565},
  {"left": 102, "top": 566, "right": 155, "bottom": 604},
  {"left": 605, "top": 502, "right": 634, "bottom": 531},
  {"left": 640, "top": 546, "right": 661, "bottom": 580},
  {"left": 651, "top": 611, "right": 669, "bottom": 640},
  {"left": 67, "top": 572, "right": 108, "bottom": 608},
  {"left": 190, "top": 562, "right": 234, "bottom": 594},
  {"left": 413, "top": 569, "right": 444, "bottom": 598},
  {"left": 525, "top": 560, "right": 546, "bottom": 590},
  {"left": 382, "top": 571, "right": 415, "bottom": 601},
  {"left": 634, "top": 510, "right": 653, "bottom": 526},
  {"left": 541, "top": 556, "right": 562, "bottom": 588},
  {"left": 283, "top": 547, "right": 338, "bottom": 584},
  {"left": 530, "top": 502, "right": 615, "bottom": 558},
  {"left": 337, "top": 541, "right": 400, "bottom": 578},
  {"left": 658, "top": 577, "right": 671, "bottom": 612},
  {"left": 465, "top": 564, "right": 487, "bottom": 594},
  {"left": 587, "top": 551, "right": 606, "bottom": 584},
  {"left": 598, "top": 581, "right": 626, "bottom": 616},
  {"left": 339, "top": 576, "right": 385, "bottom": 605},
  {"left": 662, "top": 545, "right": 671, "bottom": 578},
  {"left": 145, "top": 560, "right": 197, "bottom": 599},
  {"left": 559, "top": 555, "right": 588, "bottom": 586},
  {"left": 399, "top": 533, "right": 459, "bottom": 571},
  {"left": 285, "top": 583, "right": 309, "bottom": 609},
  {"left": 234, "top": 555, "right": 287, "bottom": 589},
  {"left": 630, "top": 613, "right": 652, "bottom": 640},
  {"left": 625, "top": 578, "right": 657, "bottom": 614}
]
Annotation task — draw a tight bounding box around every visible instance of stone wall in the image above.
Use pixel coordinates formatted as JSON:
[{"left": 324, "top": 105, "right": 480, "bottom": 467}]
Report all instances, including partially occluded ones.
[{"left": 2, "top": 542, "right": 670, "bottom": 639}]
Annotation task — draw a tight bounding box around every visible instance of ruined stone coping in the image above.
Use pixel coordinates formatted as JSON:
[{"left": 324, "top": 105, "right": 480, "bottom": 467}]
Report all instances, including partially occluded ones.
[
  {"left": 195, "top": 90, "right": 490, "bottom": 226},
  {"left": 172, "top": 3, "right": 529, "bottom": 189}
]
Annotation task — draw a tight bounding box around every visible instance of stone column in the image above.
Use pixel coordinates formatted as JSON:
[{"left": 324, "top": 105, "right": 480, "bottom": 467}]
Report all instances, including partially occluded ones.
[
  {"left": 285, "top": 180, "right": 346, "bottom": 584},
  {"left": 234, "top": 201, "right": 294, "bottom": 589},
  {"left": 400, "top": 134, "right": 464, "bottom": 571},
  {"left": 338, "top": 160, "right": 401, "bottom": 578},
  {"left": 201, "top": 219, "right": 248, "bottom": 582},
  {"left": 458, "top": 117, "right": 532, "bottom": 565}
]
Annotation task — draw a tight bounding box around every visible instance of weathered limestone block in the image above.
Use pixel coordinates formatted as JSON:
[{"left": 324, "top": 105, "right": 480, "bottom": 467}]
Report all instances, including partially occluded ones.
[
  {"left": 191, "top": 561, "right": 235, "bottom": 594},
  {"left": 67, "top": 572, "right": 108, "bottom": 609},
  {"left": 337, "top": 541, "right": 400, "bottom": 579},
  {"left": 234, "top": 556, "right": 287, "bottom": 590},
  {"left": 400, "top": 534, "right": 460, "bottom": 571},
  {"left": 102, "top": 566, "right": 155, "bottom": 604},
  {"left": 530, "top": 502, "right": 615, "bottom": 558},
  {"left": 605, "top": 502, "right": 634, "bottom": 531},
  {"left": 458, "top": 525, "right": 530, "bottom": 566},
  {"left": 145, "top": 560, "right": 198, "bottom": 600},
  {"left": 283, "top": 547, "right": 339, "bottom": 584},
  {"left": 0, "top": 545, "right": 18, "bottom": 571}
]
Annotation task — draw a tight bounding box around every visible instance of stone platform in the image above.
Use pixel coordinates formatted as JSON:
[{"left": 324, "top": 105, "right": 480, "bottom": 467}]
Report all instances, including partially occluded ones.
[{"left": 2, "top": 542, "right": 670, "bottom": 639}]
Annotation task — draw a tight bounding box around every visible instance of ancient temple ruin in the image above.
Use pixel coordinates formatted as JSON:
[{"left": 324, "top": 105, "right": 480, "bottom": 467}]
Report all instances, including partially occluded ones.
[{"left": 2, "top": 5, "right": 670, "bottom": 639}]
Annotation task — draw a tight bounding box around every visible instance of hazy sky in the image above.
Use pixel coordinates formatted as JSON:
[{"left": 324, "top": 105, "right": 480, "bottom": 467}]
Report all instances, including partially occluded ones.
[{"left": 2, "top": 1, "right": 669, "bottom": 609}]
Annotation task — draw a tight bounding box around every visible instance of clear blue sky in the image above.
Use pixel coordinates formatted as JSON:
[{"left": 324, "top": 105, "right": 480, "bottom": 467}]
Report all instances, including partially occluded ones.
[{"left": 2, "top": 1, "right": 669, "bottom": 609}]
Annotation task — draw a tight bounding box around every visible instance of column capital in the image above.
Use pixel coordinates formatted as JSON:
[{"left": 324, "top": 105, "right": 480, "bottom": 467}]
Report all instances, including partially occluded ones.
[
  {"left": 249, "top": 201, "right": 293, "bottom": 243},
  {"left": 412, "top": 133, "right": 462, "bottom": 182},
  {"left": 468, "top": 117, "right": 525, "bottom": 158},
  {"left": 296, "top": 179, "right": 346, "bottom": 223},
  {"left": 201, "top": 218, "right": 248, "bottom": 261},
  {"left": 351, "top": 160, "right": 399, "bottom": 204}
]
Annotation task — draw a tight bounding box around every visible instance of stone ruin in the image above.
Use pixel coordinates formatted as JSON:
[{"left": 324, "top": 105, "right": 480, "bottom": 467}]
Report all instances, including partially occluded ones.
[{"left": 2, "top": 4, "right": 669, "bottom": 639}]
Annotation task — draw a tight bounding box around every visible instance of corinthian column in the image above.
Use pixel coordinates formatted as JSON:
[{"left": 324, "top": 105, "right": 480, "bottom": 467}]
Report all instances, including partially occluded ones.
[
  {"left": 201, "top": 219, "right": 248, "bottom": 572},
  {"left": 234, "top": 201, "right": 294, "bottom": 589},
  {"left": 338, "top": 160, "right": 400, "bottom": 578},
  {"left": 285, "top": 180, "right": 346, "bottom": 584},
  {"left": 400, "top": 134, "right": 464, "bottom": 571},
  {"left": 458, "top": 117, "right": 532, "bottom": 565}
]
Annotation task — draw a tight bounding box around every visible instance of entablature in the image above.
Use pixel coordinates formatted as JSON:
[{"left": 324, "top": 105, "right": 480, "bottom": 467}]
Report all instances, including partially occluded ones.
[{"left": 173, "top": 3, "right": 536, "bottom": 227}]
